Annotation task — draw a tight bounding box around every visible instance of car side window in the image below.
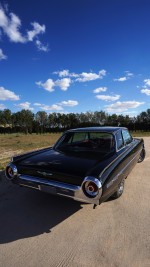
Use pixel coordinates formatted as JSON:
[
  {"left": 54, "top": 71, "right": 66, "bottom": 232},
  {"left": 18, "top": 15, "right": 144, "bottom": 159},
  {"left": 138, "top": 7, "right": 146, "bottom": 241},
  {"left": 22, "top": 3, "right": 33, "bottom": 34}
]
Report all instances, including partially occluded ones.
[
  {"left": 122, "top": 129, "right": 132, "bottom": 145},
  {"left": 116, "top": 131, "right": 124, "bottom": 150}
]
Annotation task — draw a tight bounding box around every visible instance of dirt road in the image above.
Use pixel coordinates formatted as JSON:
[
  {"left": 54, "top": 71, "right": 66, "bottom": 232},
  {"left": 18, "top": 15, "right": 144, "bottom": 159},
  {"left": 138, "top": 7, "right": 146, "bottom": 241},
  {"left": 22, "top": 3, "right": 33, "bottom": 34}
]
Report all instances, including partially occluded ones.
[{"left": 0, "top": 138, "right": 150, "bottom": 267}]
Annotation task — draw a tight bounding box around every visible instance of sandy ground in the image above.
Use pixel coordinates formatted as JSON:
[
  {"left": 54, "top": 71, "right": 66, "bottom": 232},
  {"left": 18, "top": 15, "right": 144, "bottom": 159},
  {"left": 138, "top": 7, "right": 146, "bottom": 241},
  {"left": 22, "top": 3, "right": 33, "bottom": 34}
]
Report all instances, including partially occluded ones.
[{"left": 0, "top": 137, "right": 150, "bottom": 267}]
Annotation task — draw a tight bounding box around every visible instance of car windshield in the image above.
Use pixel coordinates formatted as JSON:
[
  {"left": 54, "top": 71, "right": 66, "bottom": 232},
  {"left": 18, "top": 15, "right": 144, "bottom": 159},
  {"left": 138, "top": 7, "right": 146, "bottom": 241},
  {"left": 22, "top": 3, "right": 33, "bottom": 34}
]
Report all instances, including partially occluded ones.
[{"left": 55, "top": 131, "right": 115, "bottom": 153}]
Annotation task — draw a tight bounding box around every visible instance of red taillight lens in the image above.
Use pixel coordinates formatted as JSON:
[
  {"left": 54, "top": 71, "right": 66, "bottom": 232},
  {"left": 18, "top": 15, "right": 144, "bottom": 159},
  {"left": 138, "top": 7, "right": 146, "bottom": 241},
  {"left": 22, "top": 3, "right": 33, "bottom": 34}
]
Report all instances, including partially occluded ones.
[{"left": 83, "top": 181, "right": 99, "bottom": 197}]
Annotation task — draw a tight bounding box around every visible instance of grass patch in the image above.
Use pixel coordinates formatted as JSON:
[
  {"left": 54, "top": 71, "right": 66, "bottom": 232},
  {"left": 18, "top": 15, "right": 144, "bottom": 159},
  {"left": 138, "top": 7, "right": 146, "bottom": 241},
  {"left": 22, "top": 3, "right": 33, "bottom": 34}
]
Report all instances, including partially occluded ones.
[{"left": 131, "top": 131, "right": 150, "bottom": 137}]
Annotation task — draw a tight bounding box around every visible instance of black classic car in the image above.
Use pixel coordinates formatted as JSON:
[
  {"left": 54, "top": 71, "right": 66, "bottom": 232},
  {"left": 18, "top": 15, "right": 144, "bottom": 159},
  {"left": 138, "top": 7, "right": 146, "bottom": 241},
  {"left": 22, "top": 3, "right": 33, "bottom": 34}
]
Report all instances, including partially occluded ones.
[{"left": 5, "top": 127, "right": 145, "bottom": 208}]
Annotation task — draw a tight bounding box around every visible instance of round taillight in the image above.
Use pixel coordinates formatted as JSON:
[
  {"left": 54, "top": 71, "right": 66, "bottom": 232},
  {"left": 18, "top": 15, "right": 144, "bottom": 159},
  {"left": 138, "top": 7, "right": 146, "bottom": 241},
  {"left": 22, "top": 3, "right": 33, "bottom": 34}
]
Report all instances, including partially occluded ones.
[
  {"left": 83, "top": 181, "right": 99, "bottom": 197},
  {"left": 82, "top": 176, "right": 102, "bottom": 199},
  {"left": 5, "top": 164, "right": 18, "bottom": 180}
]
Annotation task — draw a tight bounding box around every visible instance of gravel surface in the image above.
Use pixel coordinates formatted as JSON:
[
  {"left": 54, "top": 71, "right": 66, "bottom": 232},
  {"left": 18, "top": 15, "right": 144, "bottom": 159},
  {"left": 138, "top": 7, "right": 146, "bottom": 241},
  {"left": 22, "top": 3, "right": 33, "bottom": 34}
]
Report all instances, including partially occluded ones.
[{"left": 0, "top": 137, "right": 150, "bottom": 267}]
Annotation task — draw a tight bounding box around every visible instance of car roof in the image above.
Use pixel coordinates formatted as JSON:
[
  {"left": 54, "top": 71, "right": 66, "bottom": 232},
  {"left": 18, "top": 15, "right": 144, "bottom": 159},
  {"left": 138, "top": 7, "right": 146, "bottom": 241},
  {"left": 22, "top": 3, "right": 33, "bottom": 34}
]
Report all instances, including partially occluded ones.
[{"left": 66, "top": 126, "right": 127, "bottom": 134}]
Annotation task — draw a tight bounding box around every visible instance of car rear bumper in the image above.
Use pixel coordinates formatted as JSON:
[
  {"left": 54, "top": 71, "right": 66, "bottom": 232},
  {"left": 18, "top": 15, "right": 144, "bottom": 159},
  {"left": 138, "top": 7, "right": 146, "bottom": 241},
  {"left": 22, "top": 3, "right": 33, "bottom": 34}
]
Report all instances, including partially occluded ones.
[{"left": 15, "top": 174, "right": 102, "bottom": 205}]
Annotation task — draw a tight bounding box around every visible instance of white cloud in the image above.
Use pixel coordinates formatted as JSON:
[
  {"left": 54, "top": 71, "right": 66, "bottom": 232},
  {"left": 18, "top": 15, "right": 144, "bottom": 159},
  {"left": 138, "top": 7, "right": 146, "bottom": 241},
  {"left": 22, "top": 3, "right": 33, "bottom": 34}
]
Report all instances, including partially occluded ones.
[
  {"left": 35, "top": 40, "right": 49, "bottom": 52},
  {"left": 36, "top": 79, "right": 55, "bottom": 92},
  {"left": 54, "top": 69, "right": 79, "bottom": 78},
  {"left": 0, "top": 8, "right": 26, "bottom": 43},
  {"left": 0, "top": 5, "right": 48, "bottom": 51},
  {"left": 34, "top": 100, "right": 78, "bottom": 110},
  {"left": 93, "top": 87, "right": 107, "bottom": 93},
  {"left": 15, "top": 102, "right": 33, "bottom": 110},
  {"left": 0, "top": 86, "right": 20, "bottom": 100},
  {"left": 76, "top": 69, "right": 106, "bottom": 82},
  {"left": 0, "top": 103, "right": 6, "bottom": 110},
  {"left": 144, "top": 79, "right": 150, "bottom": 87},
  {"left": 54, "top": 69, "right": 69, "bottom": 77},
  {"left": 59, "top": 100, "right": 78, "bottom": 107},
  {"left": 125, "top": 71, "right": 134, "bottom": 77},
  {"left": 27, "top": 22, "right": 45, "bottom": 41},
  {"left": 53, "top": 69, "right": 106, "bottom": 82},
  {"left": 114, "top": 71, "right": 134, "bottom": 82},
  {"left": 105, "top": 101, "right": 144, "bottom": 113},
  {"left": 114, "top": 77, "right": 127, "bottom": 82},
  {"left": 34, "top": 103, "right": 63, "bottom": 111},
  {"left": 36, "top": 78, "right": 71, "bottom": 92},
  {"left": 55, "top": 78, "right": 71, "bottom": 91},
  {"left": 141, "top": 88, "right": 150, "bottom": 96},
  {"left": 96, "top": 94, "right": 120, "bottom": 101},
  {"left": 0, "top": 48, "right": 7, "bottom": 60}
]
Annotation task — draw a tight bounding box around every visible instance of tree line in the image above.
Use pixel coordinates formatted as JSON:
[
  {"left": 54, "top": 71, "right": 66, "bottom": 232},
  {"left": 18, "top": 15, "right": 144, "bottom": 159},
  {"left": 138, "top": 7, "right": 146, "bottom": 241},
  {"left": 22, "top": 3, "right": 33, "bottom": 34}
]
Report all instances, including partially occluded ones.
[{"left": 0, "top": 109, "right": 150, "bottom": 134}]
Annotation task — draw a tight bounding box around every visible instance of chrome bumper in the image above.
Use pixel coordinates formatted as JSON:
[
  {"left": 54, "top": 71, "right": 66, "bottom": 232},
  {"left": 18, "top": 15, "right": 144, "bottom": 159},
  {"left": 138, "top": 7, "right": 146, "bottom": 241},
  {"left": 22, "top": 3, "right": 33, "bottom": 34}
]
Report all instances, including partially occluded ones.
[{"left": 17, "top": 174, "right": 102, "bottom": 205}]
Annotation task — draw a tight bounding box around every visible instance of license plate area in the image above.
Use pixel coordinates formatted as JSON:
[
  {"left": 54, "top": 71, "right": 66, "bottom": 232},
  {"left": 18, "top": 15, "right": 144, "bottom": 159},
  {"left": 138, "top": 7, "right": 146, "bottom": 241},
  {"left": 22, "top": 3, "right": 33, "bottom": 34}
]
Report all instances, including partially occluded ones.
[{"left": 39, "top": 184, "right": 57, "bottom": 194}]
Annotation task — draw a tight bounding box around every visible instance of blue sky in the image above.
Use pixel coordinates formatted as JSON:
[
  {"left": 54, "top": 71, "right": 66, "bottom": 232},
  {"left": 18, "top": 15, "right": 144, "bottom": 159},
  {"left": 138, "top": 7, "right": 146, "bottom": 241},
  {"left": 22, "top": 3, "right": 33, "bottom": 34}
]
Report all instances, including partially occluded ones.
[{"left": 0, "top": 0, "right": 150, "bottom": 116}]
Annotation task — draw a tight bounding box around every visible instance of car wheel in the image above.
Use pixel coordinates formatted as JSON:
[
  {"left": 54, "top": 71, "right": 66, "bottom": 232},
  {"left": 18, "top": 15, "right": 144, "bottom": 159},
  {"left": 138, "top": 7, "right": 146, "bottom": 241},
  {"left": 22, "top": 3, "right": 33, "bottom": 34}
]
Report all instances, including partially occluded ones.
[
  {"left": 138, "top": 148, "right": 145, "bottom": 163},
  {"left": 112, "top": 178, "right": 125, "bottom": 199}
]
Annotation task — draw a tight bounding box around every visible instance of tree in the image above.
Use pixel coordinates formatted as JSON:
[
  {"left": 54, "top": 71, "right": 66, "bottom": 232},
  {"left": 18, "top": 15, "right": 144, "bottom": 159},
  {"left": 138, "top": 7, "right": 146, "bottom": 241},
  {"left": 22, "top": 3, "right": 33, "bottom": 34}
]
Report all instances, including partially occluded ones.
[
  {"left": 35, "top": 111, "right": 48, "bottom": 133},
  {"left": 14, "top": 110, "right": 34, "bottom": 134}
]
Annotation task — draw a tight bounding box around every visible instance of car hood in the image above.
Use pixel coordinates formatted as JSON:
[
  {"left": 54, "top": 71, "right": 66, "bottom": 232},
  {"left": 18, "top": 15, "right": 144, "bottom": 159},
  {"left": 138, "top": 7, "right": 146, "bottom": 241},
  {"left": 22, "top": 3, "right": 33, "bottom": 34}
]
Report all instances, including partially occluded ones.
[{"left": 14, "top": 147, "right": 114, "bottom": 186}]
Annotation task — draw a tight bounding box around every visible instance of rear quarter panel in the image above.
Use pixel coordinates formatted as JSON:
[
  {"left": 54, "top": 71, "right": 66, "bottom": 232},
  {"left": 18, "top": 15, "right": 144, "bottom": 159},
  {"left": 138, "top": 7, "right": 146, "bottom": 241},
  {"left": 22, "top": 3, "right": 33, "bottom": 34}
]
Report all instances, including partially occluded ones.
[{"left": 99, "top": 138, "right": 144, "bottom": 203}]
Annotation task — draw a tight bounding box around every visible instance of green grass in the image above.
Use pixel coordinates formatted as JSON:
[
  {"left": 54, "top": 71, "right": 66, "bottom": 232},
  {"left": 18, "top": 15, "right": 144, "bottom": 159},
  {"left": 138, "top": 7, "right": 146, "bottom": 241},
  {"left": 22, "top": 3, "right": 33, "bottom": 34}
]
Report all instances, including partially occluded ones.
[{"left": 0, "top": 133, "right": 61, "bottom": 170}]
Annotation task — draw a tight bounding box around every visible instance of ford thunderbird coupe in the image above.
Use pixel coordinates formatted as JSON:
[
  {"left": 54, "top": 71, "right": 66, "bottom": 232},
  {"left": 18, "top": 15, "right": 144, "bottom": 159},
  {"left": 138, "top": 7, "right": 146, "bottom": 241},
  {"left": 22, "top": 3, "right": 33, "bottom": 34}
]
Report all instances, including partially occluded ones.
[{"left": 5, "top": 127, "right": 145, "bottom": 207}]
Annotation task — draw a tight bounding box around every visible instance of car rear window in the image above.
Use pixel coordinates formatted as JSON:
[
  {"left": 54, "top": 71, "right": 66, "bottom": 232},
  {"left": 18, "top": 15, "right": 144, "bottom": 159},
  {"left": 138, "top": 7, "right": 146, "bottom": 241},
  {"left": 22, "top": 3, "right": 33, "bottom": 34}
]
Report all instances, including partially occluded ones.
[{"left": 55, "top": 131, "right": 115, "bottom": 153}]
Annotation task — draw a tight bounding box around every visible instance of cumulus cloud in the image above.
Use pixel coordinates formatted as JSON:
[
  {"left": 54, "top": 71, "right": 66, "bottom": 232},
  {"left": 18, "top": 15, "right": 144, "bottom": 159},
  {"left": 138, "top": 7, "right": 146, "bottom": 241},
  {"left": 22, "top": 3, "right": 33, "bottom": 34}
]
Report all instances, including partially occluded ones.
[
  {"left": 105, "top": 101, "right": 144, "bottom": 113},
  {"left": 0, "top": 86, "right": 20, "bottom": 100},
  {"left": 0, "top": 48, "right": 7, "bottom": 60},
  {"left": 0, "top": 8, "right": 26, "bottom": 43},
  {"left": 54, "top": 69, "right": 79, "bottom": 78},
  {"left": 27, "top": 22, "right": 45, "bottom": 41},
  {"left": 0, "top": 5, "right": 48, "bottom": 51},
  {"left": 34, "top": 100, "right": 78, "bottom": 110},
  {"left": 144, "top": 79, "right": 150, "bottom": 87},
  {"left": 93, "top": 87, "right": 107, "bottom": 93},
  {"left": 76, "top": 69, "right": 106, "bottom": 82},
  {"left": 114, "top": 77, "right": 127, "bottom": 82},
  {"left": 36, "top": 79, "right": 55, "bottom": 92},
  {"left": 141, "top": 89, "right": 150, "bottom": 96},
  {"left": 53, "top": 69, "right": 106, "bottom": 84},
  {"left": 15, "top": 102, "right": 33, "bottom": 110},
  {"left": 42, "top": 104, "right": 63, "bottom": 111},
  {"left": 140, "top": 79, "right": 150, "bottom": 96},
  {"left": 96, "top": 94, "right": 120, "bottom": 101},
  {"left": 59, "top": 100, "right": 78, "bottom": 106},
  {"left": 55, "top": 78, "right": 71, "bottom": 91},
  {"left": 33, "top": 103, "right": 63, "bottom": 111},
  {"left": 35, "top": 40, "right": 49, "bottom": 52},
  {"left": 36, "top": 78, "right": 71, "bottom": 92}
]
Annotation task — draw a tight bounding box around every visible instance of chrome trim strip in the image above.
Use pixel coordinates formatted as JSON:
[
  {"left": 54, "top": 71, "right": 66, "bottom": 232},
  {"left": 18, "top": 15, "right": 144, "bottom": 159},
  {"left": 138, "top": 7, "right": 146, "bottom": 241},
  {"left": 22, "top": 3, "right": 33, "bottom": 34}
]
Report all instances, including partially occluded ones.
[
  {"left": 18, "top": 174, "right": 101, "bottom": 205},
  {"left": 99, "top": 140, "right": 141, "bottom": 178},
  {"left": 106, "top": 150, "right": 141, "bottom": 188}
]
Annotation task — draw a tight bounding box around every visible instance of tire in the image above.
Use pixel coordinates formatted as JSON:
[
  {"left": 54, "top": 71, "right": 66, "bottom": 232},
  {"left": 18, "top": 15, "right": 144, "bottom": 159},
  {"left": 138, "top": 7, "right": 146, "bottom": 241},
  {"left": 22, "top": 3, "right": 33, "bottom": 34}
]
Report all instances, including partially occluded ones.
[
  {"left": 138, "top": 148, "right": 145, "bottom": 163},
  {"left": 112, "top": 178, "right": 125, "bottom": 199}
]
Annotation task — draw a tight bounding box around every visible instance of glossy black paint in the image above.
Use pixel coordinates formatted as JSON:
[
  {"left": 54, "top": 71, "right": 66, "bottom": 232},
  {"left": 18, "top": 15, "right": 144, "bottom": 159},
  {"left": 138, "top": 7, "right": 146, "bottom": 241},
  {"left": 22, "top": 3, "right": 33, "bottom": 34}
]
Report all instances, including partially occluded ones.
[{"left": 5, "top": 127, "right": 145, "bottom": 205}]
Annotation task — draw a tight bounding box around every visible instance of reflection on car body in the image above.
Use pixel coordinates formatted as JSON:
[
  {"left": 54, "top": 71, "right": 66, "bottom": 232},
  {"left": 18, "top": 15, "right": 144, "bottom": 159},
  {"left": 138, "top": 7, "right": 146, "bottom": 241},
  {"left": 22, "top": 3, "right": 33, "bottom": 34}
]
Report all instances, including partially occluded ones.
[{"left": 5, "top": 127, "right": 145, "bottom": 208}]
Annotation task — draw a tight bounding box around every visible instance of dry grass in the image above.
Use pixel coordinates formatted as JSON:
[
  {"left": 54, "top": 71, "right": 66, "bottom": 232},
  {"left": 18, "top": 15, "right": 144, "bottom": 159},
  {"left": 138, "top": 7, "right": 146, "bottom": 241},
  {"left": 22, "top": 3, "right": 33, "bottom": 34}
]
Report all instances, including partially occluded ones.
[{"left": 0, "top": 133, "right": 61, "bottom": 170}]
